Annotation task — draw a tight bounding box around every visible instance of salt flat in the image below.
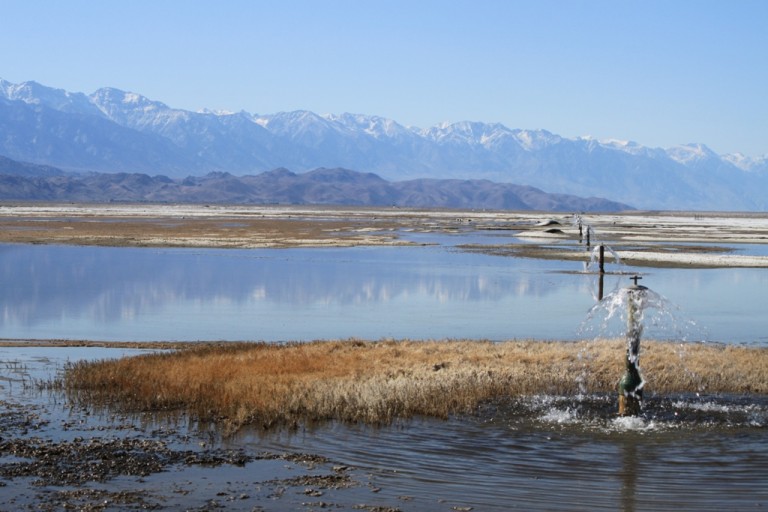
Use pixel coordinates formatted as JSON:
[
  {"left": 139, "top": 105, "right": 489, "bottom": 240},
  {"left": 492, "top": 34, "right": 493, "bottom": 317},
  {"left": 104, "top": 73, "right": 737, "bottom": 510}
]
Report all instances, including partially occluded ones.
[{"left": 0, "top": 203, "right": 767, "bottom": 267}]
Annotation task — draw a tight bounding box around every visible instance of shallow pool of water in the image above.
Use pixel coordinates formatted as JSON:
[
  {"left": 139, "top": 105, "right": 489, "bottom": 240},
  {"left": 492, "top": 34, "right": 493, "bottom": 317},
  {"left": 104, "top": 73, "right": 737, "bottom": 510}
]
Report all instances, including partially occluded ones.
[{"left": 0, "top": 243, "right": 765, "bottom": 345}]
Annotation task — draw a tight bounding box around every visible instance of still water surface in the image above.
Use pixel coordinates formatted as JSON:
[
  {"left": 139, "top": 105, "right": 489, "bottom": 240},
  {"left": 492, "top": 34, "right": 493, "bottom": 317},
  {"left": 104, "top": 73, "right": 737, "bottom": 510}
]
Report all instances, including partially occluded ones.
[{"left": 0, "top": 242, "right": 765, "bottom": 344}]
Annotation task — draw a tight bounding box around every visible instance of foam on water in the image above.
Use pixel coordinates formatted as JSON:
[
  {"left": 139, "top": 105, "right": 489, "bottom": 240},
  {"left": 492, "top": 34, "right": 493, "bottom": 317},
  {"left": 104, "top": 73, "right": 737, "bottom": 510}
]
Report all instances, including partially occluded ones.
[
  {"left": 512, "top": 392, "right": 768, "bottom": 434},
  {"left": 670, "top": 398, "right": 767, "bottom": 427},
  {"left": 674, "top": 399, "right": 732, "bottom": 413},
  {"left": 610, "top": 415, "right": 654, "bottom": 431}
]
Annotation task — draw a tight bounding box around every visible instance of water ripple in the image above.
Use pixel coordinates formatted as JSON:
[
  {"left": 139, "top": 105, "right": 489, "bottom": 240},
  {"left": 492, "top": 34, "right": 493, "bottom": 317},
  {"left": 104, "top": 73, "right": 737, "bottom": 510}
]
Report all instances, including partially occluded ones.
[{"left": 249, "top": 394, "right": 767, "bottom": 510}]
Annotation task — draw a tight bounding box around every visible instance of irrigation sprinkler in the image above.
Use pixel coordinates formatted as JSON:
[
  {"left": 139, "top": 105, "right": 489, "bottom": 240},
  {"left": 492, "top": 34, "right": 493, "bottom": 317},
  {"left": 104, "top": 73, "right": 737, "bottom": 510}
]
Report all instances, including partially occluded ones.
[
  {"left": 598, "top": 245, "right": 605, "bottom": 274},
  {"left": 618, "top": 275, "right": 647, "bottom": 416}
]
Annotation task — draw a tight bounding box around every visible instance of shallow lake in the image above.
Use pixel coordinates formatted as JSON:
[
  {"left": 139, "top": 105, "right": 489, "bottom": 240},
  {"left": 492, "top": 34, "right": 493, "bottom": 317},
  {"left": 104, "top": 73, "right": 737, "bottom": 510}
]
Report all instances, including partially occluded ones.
[
  {"left": 0, "top": 241, "right": 765, "bottom": 345},
  {"left": 0, "top": 237, "right": 766, "bottom": 510}
]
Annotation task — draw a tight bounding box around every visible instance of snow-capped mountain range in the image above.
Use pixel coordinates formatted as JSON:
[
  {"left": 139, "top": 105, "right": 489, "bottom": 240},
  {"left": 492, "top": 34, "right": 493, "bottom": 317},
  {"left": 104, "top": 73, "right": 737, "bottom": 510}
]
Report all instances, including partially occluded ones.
[{"left": 1, "top": 79, "right": 766, "bottom": 210}]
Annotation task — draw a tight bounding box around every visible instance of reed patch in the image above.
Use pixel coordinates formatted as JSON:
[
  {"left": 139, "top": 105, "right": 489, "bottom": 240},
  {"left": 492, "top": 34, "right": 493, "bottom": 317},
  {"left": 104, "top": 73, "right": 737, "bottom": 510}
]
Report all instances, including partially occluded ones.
[{"left": 59, "top": 339, "right": 768, "bottom": 433}]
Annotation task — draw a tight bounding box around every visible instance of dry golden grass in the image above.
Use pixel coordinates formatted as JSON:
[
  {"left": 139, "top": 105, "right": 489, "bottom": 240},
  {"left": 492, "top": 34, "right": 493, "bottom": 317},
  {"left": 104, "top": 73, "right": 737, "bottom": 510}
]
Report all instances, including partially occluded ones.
[{"left": 61, "top": 339, "right": 768, "bottom": 433}]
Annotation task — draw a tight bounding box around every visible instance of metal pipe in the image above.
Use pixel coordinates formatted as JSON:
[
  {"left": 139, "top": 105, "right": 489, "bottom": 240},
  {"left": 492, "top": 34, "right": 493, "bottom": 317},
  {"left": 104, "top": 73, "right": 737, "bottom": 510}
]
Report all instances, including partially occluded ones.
[
  {"left": 598, "top": 273, "right": 604, "bottom": 301},
  {"left": 599, "top": 245, "right": 605, "bottom": 274},
  {"left": 618, "top": 276, "right": 646, "bottom": 416}
]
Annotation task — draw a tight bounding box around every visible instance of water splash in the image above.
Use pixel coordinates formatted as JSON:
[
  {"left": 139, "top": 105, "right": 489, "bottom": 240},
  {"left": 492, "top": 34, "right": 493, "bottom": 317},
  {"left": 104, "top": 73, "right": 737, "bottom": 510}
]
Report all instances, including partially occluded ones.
[
  {"left": 539, "top": 407, "right": 580, "bottom": 425},
  {"left": 610, "top": 415, "right": 656, "bottom": 431},
  {"left": 518, "top": 393, "right": 767, "bottom": 432},
  {"left": 571, "top": 214, "right": 622, "bottom": 279},
  {"left": 571, "top": 213, "right": 584, "bottom": 237},
  {"left": 583, "top": 244, "right": 622, "bottom": 273},
  {"left": 578, "top": 285, "right": 706, "bottom": 343},
  {"left": 578, "top": 277, "right": 713, "bottom": 416},
  {"left": 571, "top": 214, "right": 596, "bottom": 247}
]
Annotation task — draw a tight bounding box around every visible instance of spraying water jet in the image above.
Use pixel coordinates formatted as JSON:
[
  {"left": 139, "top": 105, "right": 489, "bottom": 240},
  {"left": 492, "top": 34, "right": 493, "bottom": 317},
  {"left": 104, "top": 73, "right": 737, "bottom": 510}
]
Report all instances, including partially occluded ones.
[{"left": 618, "top": 275, "right": 647, "bottom": 416}]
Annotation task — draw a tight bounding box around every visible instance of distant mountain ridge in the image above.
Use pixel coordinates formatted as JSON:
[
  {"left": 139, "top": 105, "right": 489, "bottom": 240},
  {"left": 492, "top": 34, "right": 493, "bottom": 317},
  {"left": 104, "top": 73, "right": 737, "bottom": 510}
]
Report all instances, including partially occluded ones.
[
  {"left": 0, "top": 155, "right": 64, "bottom": 177},
  {"left": 1, "top": 79, "right": 767, "bottom": 210},
  {"left": 0, "top": 161, "right": 630, "bottom": 211}
]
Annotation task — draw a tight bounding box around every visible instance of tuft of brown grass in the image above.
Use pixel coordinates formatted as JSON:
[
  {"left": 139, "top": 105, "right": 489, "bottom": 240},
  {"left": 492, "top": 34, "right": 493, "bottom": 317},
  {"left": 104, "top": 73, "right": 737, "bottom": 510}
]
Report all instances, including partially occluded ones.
[{"left": 61, "top": 339, "right": 768, "bottom": 433}]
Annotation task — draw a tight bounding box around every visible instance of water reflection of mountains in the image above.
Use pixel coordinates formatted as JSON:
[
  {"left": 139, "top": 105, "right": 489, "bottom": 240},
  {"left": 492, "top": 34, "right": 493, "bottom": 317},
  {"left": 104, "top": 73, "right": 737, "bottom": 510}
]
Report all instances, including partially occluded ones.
[{"left": 0, "top": 245, "right": 563, "bottom": 326}]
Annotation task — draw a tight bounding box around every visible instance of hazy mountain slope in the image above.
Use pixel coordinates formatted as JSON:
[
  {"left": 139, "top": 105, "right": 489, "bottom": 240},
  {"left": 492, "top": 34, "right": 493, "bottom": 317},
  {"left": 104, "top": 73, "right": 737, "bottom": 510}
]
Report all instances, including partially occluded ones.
[
  {"left": 0, "top": 155, "right": 64, "bottom": 177},
  {"left": 0, "top": 96, "right": 205, "bottom": 174}
]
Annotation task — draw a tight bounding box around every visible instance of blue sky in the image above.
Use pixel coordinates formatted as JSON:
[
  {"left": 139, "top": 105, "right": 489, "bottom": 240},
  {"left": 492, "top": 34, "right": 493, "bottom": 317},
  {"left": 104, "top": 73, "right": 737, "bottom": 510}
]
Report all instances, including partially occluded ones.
[{"left": 1, "top": 0, "right": 766, "bottom": 156}]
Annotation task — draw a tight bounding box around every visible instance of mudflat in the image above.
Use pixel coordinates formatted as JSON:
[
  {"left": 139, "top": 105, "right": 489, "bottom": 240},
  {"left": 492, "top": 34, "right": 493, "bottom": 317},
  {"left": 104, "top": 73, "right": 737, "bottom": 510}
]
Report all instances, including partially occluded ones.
[{"left": 1, "top": 203, "right": 767, "bottom": 267}]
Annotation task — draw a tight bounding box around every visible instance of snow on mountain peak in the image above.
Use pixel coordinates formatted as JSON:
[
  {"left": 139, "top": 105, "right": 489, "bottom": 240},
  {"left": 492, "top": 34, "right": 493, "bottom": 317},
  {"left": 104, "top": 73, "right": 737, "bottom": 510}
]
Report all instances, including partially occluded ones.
[
  {"left": 666, "top": 143, "right": 718, "bottom": 165},
  {"left": 197, "top": 108, "right": 237, "bottom": 116},
  {"left": 123, "top": 92, "right": 146, "bottom": 105},
  {"left": 1, "top": 80, "right": 61, "bottom": 104},
  {"left": 88, "top": 87, "right": 190, "bottom": 130},
  {"left": 91, "top": 87, "right": 169, "bottom": 112},
  {"left": 421, "top": 120, "right": 511, "bottom": 146},
  {"left": 251, "top": 110, "right": 338, "bottom": 139},
  {"left": 326, "top": 113, "right": 413, "bottom": 139},
  {"left": 0, "top": 79, "right": 101, "bottom": 115},
  {"left": 514, "top": 129, "right": 562, "bottom": 151},
  {"left": 252, "top": 116, "right": 270, "bottom": 128},
  {"left": 576, "top": 136, "right": 659, "bottom": 156},
  {"left": 723, "top": 152, "right": 751, "bottom": 170},
  {"left": 723, "top": 152, "right": 768, "bottom": 172},
  {"left": 601, "top": 138, "right": 632, "bottom": 148}
]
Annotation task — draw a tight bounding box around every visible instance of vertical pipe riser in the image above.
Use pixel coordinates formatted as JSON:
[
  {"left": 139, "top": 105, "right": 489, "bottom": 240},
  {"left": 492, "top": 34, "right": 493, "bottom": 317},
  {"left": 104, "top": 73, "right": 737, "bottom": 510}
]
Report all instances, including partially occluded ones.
[
  {"left": 599, "top": 245, "right": 605, "bottom": 274},
  {"left": 619, "top": 282, "right": 646, "bottom": 416}
]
